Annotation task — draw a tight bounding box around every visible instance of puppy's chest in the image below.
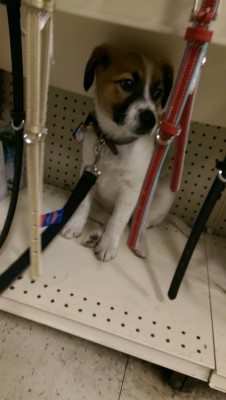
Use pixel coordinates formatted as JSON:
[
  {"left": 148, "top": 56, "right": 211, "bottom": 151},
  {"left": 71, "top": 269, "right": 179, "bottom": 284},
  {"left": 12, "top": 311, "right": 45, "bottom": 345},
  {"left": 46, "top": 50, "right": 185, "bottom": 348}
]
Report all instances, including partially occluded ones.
[
  {"left": 82, "top": 130, "right": 155, "bottom": 199},
  {"left": 97, "top": 143, "right": 153, "bottom": 198}
]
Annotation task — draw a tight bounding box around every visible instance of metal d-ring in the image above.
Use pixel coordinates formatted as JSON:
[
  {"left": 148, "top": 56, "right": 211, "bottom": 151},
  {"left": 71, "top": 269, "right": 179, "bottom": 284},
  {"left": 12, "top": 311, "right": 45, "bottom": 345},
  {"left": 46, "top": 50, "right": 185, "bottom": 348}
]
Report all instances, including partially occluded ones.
[
  {"left": 218, "top": 169, "right": 226, "bottom": 183},
  {"left": 11, "top": 119, "right": 25, "bottom": 131},
  {"left": 156, "top": 125, "right": 182, "bottom": 146},
  {"left": 156, "top": 130, "right": 175, "bottom": 146}
]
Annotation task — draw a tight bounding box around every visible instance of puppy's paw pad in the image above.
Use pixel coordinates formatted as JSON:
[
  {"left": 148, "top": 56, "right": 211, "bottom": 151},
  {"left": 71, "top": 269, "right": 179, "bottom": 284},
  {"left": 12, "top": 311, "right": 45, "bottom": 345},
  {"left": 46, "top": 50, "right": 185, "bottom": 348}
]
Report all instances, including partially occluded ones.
[{"left": 81, "top": 229, "right": 103, "bottom": 248}]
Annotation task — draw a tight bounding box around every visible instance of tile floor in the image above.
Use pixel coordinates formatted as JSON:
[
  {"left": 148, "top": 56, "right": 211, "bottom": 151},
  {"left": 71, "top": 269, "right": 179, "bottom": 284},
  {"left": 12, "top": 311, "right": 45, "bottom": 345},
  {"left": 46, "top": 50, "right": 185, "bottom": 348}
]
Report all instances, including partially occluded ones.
[{"left": 0, "top": 311, "right": 226, "bottom": 400}]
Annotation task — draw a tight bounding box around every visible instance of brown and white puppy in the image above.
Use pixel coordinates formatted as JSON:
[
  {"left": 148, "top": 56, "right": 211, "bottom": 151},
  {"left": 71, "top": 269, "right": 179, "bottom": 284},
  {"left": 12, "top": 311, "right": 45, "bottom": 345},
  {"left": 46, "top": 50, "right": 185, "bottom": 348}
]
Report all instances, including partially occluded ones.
[{"left": 61, "top": 44, "right": 176, "bottom": 261}]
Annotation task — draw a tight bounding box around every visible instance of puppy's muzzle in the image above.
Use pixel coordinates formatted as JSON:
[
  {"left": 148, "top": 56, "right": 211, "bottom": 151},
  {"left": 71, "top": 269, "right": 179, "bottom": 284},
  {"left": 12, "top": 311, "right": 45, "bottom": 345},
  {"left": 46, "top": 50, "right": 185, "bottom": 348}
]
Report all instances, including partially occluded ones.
[{"left": 136, "top": 109, "right": 156, "bottom": 134}]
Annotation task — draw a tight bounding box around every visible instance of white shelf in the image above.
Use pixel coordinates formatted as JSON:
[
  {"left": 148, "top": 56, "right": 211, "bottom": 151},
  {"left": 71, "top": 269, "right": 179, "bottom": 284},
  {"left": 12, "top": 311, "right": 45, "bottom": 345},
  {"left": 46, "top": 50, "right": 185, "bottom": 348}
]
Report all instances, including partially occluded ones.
[
  {"left": 1, "top": 184, "right": 226, "bottom": 391},
  {"left": 0, "top": 2, "right": 226, "bottom": 126},
  {"left": 55, "top": 0, "right": 226, "bottom": 46}
]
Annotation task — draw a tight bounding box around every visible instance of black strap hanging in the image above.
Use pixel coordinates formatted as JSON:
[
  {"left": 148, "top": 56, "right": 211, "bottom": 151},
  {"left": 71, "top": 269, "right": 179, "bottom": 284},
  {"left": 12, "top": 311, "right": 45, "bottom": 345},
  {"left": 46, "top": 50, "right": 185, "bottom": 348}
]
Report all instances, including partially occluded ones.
[
  {"left": 0, "top": 0, "right": 25, "bottom": 248},
  {"left": 0, "top": 170, "right": 97, "bottom": 293},
  {"left": 168, "top": 156, "right": 226, "bottom": 300}
]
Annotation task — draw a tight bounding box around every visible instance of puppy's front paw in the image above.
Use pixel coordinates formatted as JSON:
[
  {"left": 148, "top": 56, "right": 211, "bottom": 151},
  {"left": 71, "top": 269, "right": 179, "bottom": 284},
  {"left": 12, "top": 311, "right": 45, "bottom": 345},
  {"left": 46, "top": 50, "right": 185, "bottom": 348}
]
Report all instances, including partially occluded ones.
[
  {"left": 61, "top": 222, "right": 83, "bottom": 239},
  {"left": 94, "top": 236, "right": 118, "bottom": 262}
]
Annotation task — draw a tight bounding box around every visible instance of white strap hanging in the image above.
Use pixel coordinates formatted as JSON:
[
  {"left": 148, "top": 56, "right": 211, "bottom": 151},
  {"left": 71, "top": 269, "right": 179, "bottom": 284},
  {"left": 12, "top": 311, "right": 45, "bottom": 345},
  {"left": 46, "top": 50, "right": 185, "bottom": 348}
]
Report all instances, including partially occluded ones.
[{"left": 23, "top": 0, "right": 54, "bottom": 278}]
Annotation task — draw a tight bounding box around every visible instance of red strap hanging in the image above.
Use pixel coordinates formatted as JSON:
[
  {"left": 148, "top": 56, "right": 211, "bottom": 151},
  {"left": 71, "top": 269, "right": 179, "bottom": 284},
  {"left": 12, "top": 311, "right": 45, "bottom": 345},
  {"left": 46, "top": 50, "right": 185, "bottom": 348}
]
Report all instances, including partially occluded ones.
[{"left": 128, "top": 0, "right": 220, "bottom": 251}]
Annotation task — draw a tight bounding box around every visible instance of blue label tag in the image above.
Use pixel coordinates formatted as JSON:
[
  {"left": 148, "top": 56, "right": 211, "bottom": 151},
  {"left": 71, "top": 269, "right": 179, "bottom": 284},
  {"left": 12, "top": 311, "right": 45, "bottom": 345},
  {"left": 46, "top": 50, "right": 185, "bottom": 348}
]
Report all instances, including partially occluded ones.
[{"left": 41, "top": 209, "right": 64, "bottom": 227}]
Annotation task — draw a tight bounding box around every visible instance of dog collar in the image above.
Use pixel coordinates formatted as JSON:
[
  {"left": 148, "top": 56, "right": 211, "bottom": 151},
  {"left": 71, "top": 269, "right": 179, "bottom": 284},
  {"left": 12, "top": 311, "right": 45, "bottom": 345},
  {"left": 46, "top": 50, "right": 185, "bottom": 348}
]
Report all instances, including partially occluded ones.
[{"left": 87, "top": 113, "right": 137, "bottom": 155}]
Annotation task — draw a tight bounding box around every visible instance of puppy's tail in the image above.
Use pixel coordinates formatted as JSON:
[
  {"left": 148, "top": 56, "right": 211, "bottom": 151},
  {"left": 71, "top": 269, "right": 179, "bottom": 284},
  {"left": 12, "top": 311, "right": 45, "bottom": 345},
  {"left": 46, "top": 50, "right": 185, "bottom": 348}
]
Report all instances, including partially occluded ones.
[{"left": 166, "top": 214, "right": 191, "bottom": 237}]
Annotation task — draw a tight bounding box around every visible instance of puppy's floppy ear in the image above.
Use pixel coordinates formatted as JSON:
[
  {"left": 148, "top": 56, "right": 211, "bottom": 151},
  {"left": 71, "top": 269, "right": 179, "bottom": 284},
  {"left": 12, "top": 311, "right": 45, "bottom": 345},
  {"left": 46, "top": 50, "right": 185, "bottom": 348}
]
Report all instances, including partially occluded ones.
[
  {"left": 161, "top": 64, "right": 174, "bottom": 108},
  {"left": 84, "top": 45, "right": 110, "bottom": 91}
]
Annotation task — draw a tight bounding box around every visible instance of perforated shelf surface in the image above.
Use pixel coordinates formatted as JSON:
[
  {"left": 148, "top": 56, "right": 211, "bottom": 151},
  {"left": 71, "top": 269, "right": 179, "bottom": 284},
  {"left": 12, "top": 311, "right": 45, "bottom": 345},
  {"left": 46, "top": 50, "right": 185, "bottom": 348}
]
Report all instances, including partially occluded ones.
[{"left": 1, "top": 184, "right": 226, "bottom": 391}]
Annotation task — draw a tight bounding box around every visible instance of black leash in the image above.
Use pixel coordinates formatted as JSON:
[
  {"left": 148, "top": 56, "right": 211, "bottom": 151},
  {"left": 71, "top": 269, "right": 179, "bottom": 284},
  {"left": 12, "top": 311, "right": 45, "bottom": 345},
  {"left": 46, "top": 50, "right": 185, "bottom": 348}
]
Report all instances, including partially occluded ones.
[
  {"left": 168, "top": 156, "right": 226, "bottom": 300},
  {"left": 0, "top": 170, "right": 97, "bottom": 293},
  {"left": 0, "top": 0, "right": 25, "bottom": 248}
]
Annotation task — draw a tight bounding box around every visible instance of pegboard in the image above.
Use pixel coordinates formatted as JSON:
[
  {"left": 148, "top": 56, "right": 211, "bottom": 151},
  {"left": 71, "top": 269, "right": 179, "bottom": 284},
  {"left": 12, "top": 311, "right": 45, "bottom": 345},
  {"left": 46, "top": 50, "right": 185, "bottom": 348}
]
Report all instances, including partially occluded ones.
[
  {"left": 45, "top": 86, "right": 93, "bottom": 189},
  {"left": 1, "top": 69, "right": 226, "bottom": 236}
]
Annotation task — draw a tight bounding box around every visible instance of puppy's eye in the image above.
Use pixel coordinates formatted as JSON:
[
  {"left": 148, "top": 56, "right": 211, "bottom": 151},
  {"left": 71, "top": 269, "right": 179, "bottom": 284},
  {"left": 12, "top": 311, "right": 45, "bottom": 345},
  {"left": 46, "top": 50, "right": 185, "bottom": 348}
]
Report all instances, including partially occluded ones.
[
  {"left": 151, "top": 87, "right": 163, "bottom": 102},
  {"left": 117, "top": 79, "right": 135, "bottom": 92}
]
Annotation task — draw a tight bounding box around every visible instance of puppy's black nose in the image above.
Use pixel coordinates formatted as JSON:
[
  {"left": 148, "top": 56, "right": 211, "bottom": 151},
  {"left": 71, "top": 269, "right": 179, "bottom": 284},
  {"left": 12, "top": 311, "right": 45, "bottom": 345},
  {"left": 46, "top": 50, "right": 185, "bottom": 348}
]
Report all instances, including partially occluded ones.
[{"left": 138, "top": 109, "right": 156, "bottom": 133}]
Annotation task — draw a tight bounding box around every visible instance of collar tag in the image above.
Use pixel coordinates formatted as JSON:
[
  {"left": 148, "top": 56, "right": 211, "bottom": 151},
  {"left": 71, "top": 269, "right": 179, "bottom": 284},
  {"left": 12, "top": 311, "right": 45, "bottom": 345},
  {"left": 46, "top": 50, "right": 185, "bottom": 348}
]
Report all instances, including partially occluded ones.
[
  {"left": 72, "top": 123, "right": 86, "bottom": 143},
  {"left": 72, "top": 114, "right": 94, "bottom": 143}
]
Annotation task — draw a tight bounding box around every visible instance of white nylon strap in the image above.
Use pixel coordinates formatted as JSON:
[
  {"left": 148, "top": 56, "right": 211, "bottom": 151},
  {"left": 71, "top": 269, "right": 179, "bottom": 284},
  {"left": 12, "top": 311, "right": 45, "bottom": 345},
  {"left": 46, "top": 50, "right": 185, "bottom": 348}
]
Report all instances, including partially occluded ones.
[{"left": 23, "top": 1, "right": 54, "bottom": 278}]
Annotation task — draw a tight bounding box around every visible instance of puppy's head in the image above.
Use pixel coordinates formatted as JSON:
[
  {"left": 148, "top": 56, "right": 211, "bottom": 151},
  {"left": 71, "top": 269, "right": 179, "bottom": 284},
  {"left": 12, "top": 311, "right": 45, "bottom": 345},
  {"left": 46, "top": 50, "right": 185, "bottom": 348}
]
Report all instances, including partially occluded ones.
[{"left": 84, "top": 45, "right": 173, "bottom": 139}]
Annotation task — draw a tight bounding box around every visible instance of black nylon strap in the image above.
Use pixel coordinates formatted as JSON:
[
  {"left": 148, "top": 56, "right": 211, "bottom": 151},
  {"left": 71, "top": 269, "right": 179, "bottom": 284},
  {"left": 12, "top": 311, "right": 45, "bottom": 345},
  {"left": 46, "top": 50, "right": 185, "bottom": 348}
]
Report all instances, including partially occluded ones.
[
  {"left": 168, "top": 156, "right": 226, "bottom": 300},
  {"left": 0, "top": 1, "right": 20, "bottom": 5},
  {"left": 0, "top": 0, "right": 24, "bottom": 248},
  {"left": 0, "top": 170, "right": 97, "bottom": 293}
]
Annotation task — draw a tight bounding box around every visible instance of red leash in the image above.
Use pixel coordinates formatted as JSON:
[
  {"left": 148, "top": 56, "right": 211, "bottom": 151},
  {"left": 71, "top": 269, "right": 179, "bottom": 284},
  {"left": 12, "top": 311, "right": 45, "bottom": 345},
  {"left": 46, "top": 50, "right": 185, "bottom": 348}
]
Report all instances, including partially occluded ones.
[{"left": 128, "top": 0, "right": 220, "bottom": 250}]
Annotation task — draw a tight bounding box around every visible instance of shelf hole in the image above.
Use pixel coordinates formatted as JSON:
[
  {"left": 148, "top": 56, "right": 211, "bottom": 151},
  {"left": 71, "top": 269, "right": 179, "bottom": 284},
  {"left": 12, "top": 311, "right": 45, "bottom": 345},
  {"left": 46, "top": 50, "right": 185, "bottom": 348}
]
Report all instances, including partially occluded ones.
[
  {"left": 152, "top": 321, "right": 157, "bottom": 325},
  {"left": 150, "top": 333, "right": 155, "bottom": 338},
  {"left": 196, "top": 335, "right": 201, "bottom": 340},
  {"left": 181, "top": 344, "right": 186, "bottom": 348},
  {"left": 121, "top": 323, "right": 125, "bottom": 327},
  {"left": 83, "top": 297, "right": 87, "bottom": 301},
  {"left": 92, "top": 313, "right": 96, "bottom": 317},
  {"left": 30, "top": 280, "right": 35, "bottom": 284},
  {"left": 57, "top": 289, "right": 61, "bottom": 292},
  {"left": 24, "top": 290, "right": 28, "bottom": 294},
  {"left": 124, "top": 311, "right": 128, "bottom": 315},
  {"left": 107, "top": 318, "right": 111, "bottom": 322},
  {"left": 197, "top": 349, "right": 201, "bottom": 354},
  {"left": 182, "top": 331, "right": 186, "bottom": 335},
  {"left": 166, "top": 338, "right": 170, "bottom": 343},
  {"left": 110, "top": 307, "right": 114, "bottom": 310},
  {"left": 70, "top": 293, "right": 74, "bottom": 297},
  {"left": 44, "top": 284, "right": 48, "bottom": 288},
  {"left": 64, "top": 304, "right": 69, "bottom": 308},
  {"left": 10, "top": 286, "right": 15, "bottom": 290},
  {"left": 138, "top": 316, "right": 142, "bottom": 320},
  {"left": 167, "top": 326, "right": 171, "bottom": 330},
  {"left": 17, "top": 276, "right": 23, "bottom": 280},
  {"left": 78, "top": 309, "right": 82, "bottom": 312},
  {"left": 136, "top": 329, "right": 140, "bottom": 332},
  {"left": 37, "top": 295, "right": 41, "bottom": 299},
  {"left": 97, "top": 302, "right": 101, "bottom": 306},
  {"left": 51, "top": 299, "right": 55, "bottom": 303}
]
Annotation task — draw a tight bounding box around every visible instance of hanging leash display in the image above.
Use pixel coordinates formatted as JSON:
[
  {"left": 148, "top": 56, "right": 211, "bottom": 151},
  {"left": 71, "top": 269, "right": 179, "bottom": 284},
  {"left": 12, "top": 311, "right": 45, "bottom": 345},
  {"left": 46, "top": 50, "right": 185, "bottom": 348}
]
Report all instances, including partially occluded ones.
[
  {"left": 128, "top": 0, "right": 221, "bottom": 251},
  {"left": 168, "top": 156, "right": 226, "bottom": 300},
  {"left": 0, "top": 0, "right": 25, "bottom": 249},
  {"left": 0, "top": 135, "right": 104, "bottom": 293},
  {"left": 23, "top": 0, "right": 54, "bottom": 278}
]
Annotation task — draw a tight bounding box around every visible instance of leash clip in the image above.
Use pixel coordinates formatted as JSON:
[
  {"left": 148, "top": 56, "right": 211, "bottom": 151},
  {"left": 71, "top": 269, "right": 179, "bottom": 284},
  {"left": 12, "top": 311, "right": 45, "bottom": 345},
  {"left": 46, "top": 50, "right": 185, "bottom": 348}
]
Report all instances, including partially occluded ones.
[{"left": 85, "top": 137, "right": 105, "bottom": 176}]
